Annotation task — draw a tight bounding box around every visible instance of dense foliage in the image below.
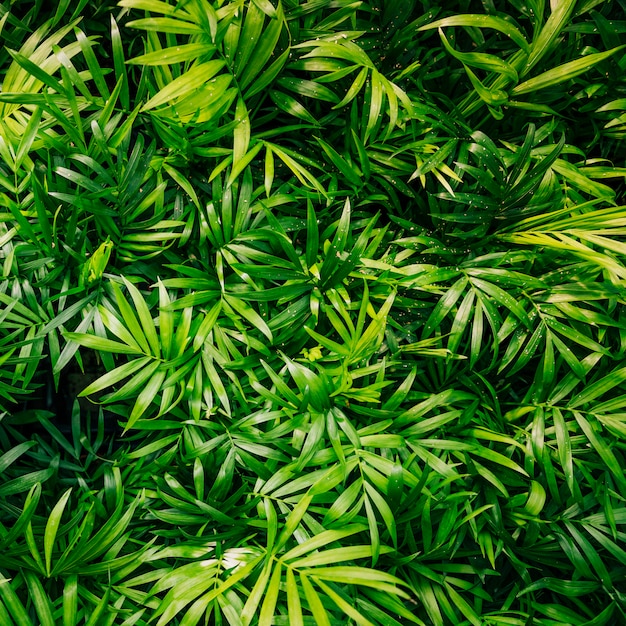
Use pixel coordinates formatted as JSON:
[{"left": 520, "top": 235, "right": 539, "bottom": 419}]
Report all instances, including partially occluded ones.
[{"left": 1, "top": 0, "right": 626, "bottom": 623}]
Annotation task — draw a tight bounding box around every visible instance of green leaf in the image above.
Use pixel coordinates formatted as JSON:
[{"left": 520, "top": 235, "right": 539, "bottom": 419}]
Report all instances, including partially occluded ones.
[
  {"left": 552, "top": 408, "right": 575, "bottom": 495},
  {"left": 15, "top": 106, "right": 42, "bottom": 170},
  {"left": 239, "top": 2, "right": 284, "bottom": 91},
  {"left": 418, "top": 15, "right": 529, "bottom": 51},
  {"left": 44, "top": 488, "right": 72, "bottom": 577},
  {"left": 241, "top": 559, "right": 273, "bottom": 626},
  {"left": 122, "top": 277, "right": 160, "bottom": 357},
  {"left": 126, "top": 17, "right": 203, "bottom": 35},
  {"left": 464, "top": 66, "right": 508, "bottom": 111},
  {"left": 301, "top": 566, "right": 409, "bottom": 592},
  {"left": 202, "top": 353, "right": 231, "bottom": 416},
  {"left": 286, "top": 567, "right": 304, "bottom": 626},
  {"left": 0, "top": 576, "right": 33, "bottom": 626},
  {"left": 84, "top": 587, "right": 111, "bottom": 626},
  {"left": 79, "top": 357, "right": 152, "bottom": 397},
  {"left": 62, "top": 575, "right": 78, "bottom": 626},
  {"left": 300, "top": 574, "right": 331, "bottom": 626},
  {"left": 283, "top": 525, "right": 368, "bottom": 562},
  {"left": 471, "top": 277, "right": 531, "bottom": 328},
  {"left": 439, "top": 29, "right": 518, "bottom": 82},
  {"left": 523, "top": 0, "right": 577, "bottom": 74},
  {"left": 519, "top": 577, "right": 601, "bottom": 597},
  {"left": 125, "top": 369, "right": 167, "bottom": 431},
  {"left": 142, "top": 61, "right": 225, "bottom": 111},
  {"left": 574, "top": 413, "right": 626, "bottom": 493},
  {"left": 470, "top": 444, "right": 529, "bottom": 476},
  {"left": 64, "top": 332, "right": 143, "bottom": 356},
  {"left": 110, "top": 15, "right": 129, "bottom": 109},
  {"left": 0, "top": 441, "right": 37, "bottom": 474},
  {"left": 245, "top": 47, "right": 290, "bottom": 99},
  {"left": 423, "top": 276, "right": 468, "bottom": 338},
  {"left": 569, "top": 366, "right": 626, "bottom": 408},
  {"left": 0, "top": 484, "right": 41, "bottom": 549},
  {"left": 23, "top": 572, "right": 55, "bottom": 626},
  {"left": 128, "top": 42, "right": 212, "bottom": 65},
  {"left": 275, "top": 494, "right": 313, "bottom": 553},
  {"left": 0, "top": 469, "right": 54, "bottom": 498},
  {"left": 514, "top": 46, "right": 626, "bottom": 95},
  {"left": 223, "top": 293, "right": 272, "bottom": 342},
  {"left": 315, "top": 578, "right": 377, "bottom": 626},
  {"left": 258, "top": 561, "right": 282, "bottom": 626},
  {"left": 232, "top": 97, "right": 250, "bottom": 179}
]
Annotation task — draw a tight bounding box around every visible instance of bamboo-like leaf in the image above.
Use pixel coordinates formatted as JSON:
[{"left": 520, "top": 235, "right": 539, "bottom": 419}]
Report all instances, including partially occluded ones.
[
  {"left": 444, "top": 581, "right": 481, "bottom": 626},
  {"left": 232, "top": 97, "right": 250, "bottom": 176},
  {"left": 275, "top": 494, "right": 313, "bottom": 553},
  {"left": 574, "top": 413, "right": 626, "bottom": 494},
  {"left": 239, "top": 2, "right": 284, "bottom": 91},
  {"left": 126, "top": 17, "right": 203, "bottom": 35},
  {"left": 364, "top": 481, "right": 397, "bottom": 547},
  {"left": 128, "top": 42, "right": 212, "bottom": 65},
  {"left": 315, "top": 578, "right": 376, "bottom": 626},
  {"left": 62, "top": 575, "right": 78, "bottom": 626},
  {"left": 223, "top": 293, "right": 272, "bottom": 341},
  {"left": 227, "top": 142, "right": 263, "bottom": 187},
  {"left": 0, "top": 441, "right": 36, "bottom": 474},
  {"left": 44, "top": 488, "right": 72, "bottom": 577},
  {"left": 118, "top": 0, "right": 181, "bottom": 15},
  {"left": 422, "top": 276, "right": 468, "bottom": 338},
  {"left": 103, "top": 359, "right": 161, "bottom": 404},
  {"left": 23, "top": 572, "right": 54, "bottom": 626},
  {"left": 241, "top": 559, "right": 273, "bottom": 626},
  {"left": 63, "top": 331, "right": 142, "bottom": 356},
  {"left": 141, "top": 61, "right": 225, "bottom": 111},
  {"left": 439, "top": 29, "right": 518, "bottom": 82},
  {"left": 125, "top": 369, "right": 167, "bottom": 431},
  {"left": 14, "top": 105, "right": 42, "bottom": 170},
  {"left": 569, "top": 366, "right": 626, "bottom": 408},
  {"left": 84, "top": 587, "right": 111, "bottom": 626},
  {"left": 193, "top": 301, "right": 222, "bottom": 352},
  {"left": 472, "top": 277, "right": 531, "bottom": 327},
  {"left": 333, "top": 66, "right": 369, "bottom": 109},
  {"left": 523, "top": 0, "right": 577, "bottom": 74},
  {"left": 418, "top": 15, "right": 529, "bottom": 51},
  {"left": 283, "top": 525, "right": 367, "bottom": 562},
  {"left": 299, "top": 574, "right": 331, "bottom": 626},
  {"left": 122, "top": 277, "right": 160, "bottom": 357},
  {"left": 162, "top": 163, "right": 201, "bottom": 210},
  {"left": 202, "top": 353, "right": 231, "bottom": 416},
  {"left": 0, "top": 484, "right": 41, "bottom": 550},
  {"left": 245, "top": 47, "right": 290, "bottom": 99},
  {"left": 79, "top": 357, "right": 152, "bottom": 397},
  {"left": 258, "top": 561, "right": 282, "bottom": 626},
  {"left": 464, "top": 66, "right": 508, "bottom": 112},
  {"left": 470, "top": 444, "right": 529, "bottom": 476},
  {"left": 0, "top": 576, "right": 34, "bottom": 626},
  {"left": 514, "top": 46, "right": 625, "bottom": 95},
  {"left": 102, "top": 288, "right": 149, "bottom": 353},
  {"left": 301, "top": 566, "right": 409, "bottom": 591},
  {"left": 110, "top": 15, "right": 129, "bottom": 109},
  {"left": 519, "top": 577, "right": 601, "bottom": 597},
  {"left": 286, "top": 567, "right": 304, "bottom": 626}
]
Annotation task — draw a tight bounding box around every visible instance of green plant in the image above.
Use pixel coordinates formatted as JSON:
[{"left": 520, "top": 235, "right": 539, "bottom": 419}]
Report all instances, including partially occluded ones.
[{"left": 1, "top": 0, "right": 626, "bottom": 624}]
